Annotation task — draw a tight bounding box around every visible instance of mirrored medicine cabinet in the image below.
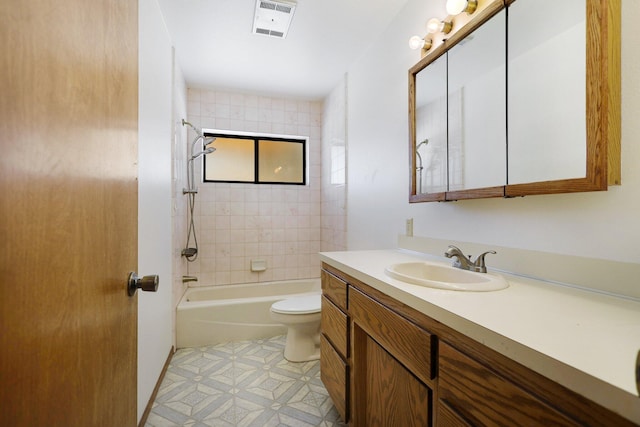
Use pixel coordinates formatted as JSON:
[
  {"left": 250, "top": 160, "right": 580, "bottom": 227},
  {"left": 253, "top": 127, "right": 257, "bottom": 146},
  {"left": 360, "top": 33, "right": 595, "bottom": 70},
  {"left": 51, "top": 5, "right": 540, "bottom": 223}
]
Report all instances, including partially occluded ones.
[{"left": 409, "top": 0, "right": 620, "bottom": 203}]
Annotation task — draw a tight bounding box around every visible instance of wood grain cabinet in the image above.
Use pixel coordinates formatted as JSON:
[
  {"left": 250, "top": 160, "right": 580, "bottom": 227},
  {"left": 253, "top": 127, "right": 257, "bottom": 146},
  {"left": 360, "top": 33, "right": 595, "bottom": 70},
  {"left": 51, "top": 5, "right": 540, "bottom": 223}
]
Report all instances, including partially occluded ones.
[
  {"left": 320, "top": 269, "right": 350, "bottom": 422},
  {"left": 349, "top": 286, "right": 435, "bottom": 427},
  {"left": 320, "top": 263, "right": 636, "bottom": 427},
  {"left": 439, "top": 341, "right": 577, "bottom": 426}
]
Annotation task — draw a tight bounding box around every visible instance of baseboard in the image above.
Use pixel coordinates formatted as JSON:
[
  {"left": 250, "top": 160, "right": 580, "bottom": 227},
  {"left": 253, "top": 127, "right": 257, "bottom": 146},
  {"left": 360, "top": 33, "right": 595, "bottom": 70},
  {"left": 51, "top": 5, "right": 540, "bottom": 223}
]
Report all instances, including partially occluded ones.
[{"left": 138, "top": 346, "right": 175, "bottom": 427}]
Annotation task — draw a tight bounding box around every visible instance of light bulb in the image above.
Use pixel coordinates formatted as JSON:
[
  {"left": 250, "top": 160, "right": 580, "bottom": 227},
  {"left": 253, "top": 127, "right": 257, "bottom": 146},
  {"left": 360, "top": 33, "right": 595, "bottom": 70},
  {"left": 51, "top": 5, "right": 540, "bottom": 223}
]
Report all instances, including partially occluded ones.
[
  {"left": 408, "top": 35, "right": 432, "bottom": 52},
  {"left": 427, "top": 18, "right": 442, "bottom": 34},
  {"left": 409, "top": 35, "right": 425, "bottom": 50},
  {"left": 426, "top": 18, "right": 453, "bottom": 35},
  {"left": 446, "top": 0, "right": 477, "bottom": 15}
]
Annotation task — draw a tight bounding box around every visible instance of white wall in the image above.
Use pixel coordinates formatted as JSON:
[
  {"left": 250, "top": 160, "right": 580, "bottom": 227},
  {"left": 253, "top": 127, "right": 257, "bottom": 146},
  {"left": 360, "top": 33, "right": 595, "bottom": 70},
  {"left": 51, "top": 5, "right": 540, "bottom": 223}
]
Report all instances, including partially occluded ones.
[
  {"left": 171, "top": 51, "right": 189, "bottom": 345},
  {"left": 347, "top": 0, "right": 429, "bottom": 250},
  {"left": 138, "top": 0, "right": 175, "bottom": 421},
  {"left": 346, "top": 0, "right": 640, "bottom": 267}
]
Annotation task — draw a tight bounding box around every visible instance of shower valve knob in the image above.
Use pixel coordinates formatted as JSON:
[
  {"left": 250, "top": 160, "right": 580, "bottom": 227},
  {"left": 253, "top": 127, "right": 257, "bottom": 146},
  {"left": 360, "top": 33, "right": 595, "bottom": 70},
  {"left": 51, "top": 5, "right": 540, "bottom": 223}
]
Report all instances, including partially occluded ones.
[{"left": 127, "top": 272, "right": 159, "bottom": 296}]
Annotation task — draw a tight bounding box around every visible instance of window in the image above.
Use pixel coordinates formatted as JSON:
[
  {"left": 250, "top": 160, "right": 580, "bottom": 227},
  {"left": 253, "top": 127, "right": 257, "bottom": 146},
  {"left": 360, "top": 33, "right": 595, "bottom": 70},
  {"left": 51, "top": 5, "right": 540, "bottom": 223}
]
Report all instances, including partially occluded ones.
[{"left": 203, "top": 131, "right": 307, "bottom": 185}]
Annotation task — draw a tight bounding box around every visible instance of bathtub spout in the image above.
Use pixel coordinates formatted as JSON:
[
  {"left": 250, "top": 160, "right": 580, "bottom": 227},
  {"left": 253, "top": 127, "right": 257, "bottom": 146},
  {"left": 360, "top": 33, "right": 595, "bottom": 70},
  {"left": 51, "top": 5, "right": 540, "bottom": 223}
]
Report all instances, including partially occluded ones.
[{"left": 182, "top": 276, "right": 198, "bottom": 283}]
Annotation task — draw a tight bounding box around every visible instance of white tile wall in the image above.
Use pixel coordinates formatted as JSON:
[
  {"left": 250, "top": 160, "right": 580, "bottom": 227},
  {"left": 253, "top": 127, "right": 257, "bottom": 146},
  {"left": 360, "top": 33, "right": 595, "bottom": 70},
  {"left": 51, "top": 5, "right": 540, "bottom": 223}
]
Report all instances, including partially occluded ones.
[
  {"left": 184, "top": 89, "right": 324, "bottom": 286},
  {"left": 321, "top": 78, "right": 347, "bottom": 252}
]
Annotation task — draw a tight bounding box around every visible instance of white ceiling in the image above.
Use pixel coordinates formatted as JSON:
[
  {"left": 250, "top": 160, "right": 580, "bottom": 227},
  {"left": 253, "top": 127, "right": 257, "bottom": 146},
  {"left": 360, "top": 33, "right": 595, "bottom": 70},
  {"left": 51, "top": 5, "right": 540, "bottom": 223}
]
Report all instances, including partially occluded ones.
[{"left": 156, "top": 0, "right": 411, "bottom": 100}]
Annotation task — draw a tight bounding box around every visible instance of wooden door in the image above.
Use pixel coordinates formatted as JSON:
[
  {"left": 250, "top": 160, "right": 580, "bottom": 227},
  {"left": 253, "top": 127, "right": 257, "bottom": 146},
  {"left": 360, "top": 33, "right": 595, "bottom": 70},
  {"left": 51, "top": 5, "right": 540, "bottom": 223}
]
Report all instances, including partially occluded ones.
[
  {"left": 351, "top": 325, "right": 430, "bottom": 427},
  {"left": 0, "top": 1, "right": 139, "bottom": 426}
]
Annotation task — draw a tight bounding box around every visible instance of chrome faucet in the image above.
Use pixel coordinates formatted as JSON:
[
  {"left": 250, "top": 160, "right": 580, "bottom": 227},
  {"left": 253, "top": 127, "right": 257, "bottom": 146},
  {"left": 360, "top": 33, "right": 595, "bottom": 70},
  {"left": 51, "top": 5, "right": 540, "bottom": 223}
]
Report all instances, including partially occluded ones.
[
  {"left": 444, "top": 245, "right": 496, "bottom": 273},
  {"left": 182, "top": 275, "right": 198, "bottom": 283}
]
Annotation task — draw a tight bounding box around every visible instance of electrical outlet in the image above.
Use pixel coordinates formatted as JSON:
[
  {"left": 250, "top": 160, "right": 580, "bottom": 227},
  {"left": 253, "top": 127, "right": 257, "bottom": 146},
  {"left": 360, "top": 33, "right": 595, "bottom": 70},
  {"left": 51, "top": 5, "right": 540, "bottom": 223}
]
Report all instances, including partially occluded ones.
[{"left": 406, "top": 218, "right": 413, "bottom": 237}]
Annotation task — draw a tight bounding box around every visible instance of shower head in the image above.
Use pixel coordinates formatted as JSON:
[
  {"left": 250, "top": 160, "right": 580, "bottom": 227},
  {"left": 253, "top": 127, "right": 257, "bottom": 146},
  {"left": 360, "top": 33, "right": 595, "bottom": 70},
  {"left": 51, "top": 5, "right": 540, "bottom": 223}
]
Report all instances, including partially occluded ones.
[
  {"left": 189, "top": 135, "right": 216, "bottom": 154},
  {"left": 190, "top": 147, "right": 215, "bottom": 161}
]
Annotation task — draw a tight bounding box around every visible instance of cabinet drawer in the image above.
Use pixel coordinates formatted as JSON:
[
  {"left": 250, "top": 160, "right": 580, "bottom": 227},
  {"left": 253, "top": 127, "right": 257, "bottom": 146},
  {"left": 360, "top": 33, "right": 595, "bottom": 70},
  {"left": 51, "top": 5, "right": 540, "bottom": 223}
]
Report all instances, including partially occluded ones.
[
  {"left": 321, "top": 269, "right": 347, "bottom": 311},
  {"left": 321, "top": 296, "right": 348, "bottom": 358},
  {"left": 439, "top": 341, "right": 576, "bottom": 426},
  {"left": 320, "top": 334, "right": 348, "bottom": 422},
  {"left": 437, "top": 399, "right": 472, "bottom": 427},
  {"left": 350, "top": 287, "right": 435, "bottom": 385}
]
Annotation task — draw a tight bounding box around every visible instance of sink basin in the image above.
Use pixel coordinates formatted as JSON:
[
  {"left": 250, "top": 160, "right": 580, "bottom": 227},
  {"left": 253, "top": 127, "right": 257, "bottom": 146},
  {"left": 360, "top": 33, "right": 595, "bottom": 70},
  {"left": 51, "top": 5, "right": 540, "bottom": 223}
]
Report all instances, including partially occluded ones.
[{"left": 384, "top": 262, "right": 508, "bottom": 291}]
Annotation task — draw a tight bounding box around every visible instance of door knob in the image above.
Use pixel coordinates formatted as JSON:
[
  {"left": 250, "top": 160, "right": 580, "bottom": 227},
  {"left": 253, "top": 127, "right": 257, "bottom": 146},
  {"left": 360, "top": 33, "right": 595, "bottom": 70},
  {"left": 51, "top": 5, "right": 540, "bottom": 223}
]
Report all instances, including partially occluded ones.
[{"left": 127, "top": 272, "right": 159, "bottom": 296}]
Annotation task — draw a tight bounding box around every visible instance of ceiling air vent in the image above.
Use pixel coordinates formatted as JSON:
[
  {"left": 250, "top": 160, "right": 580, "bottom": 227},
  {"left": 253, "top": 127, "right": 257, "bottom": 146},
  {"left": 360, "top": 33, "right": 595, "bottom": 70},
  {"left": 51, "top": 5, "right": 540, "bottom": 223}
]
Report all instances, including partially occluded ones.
[{"left": 252, "top": 0, "right": 297, "bottom": 39}]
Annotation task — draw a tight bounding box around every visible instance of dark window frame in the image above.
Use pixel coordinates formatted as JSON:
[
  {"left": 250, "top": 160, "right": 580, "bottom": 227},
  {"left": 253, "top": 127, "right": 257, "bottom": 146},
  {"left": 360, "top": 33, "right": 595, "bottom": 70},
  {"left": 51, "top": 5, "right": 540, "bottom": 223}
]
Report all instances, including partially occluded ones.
[{"left": 202, "top": 131, "right": 307, "bottom": 186}]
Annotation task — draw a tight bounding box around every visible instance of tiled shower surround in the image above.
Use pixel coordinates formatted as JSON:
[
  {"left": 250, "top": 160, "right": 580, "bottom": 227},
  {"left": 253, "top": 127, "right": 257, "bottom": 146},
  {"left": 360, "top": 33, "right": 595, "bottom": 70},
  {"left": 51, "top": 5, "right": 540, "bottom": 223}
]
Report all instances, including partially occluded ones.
[
  {"left": 183, "top": 89, "right": 325, "bottom": 287},
  {"left": 321, "top": 80, "right": 347, "bottom": 253}
]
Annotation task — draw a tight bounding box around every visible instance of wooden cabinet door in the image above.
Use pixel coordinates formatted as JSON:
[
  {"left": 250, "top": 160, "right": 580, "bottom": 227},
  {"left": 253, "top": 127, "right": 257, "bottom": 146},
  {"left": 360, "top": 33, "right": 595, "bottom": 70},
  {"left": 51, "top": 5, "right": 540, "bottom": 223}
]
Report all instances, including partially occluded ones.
[
  {"left": 0, "top": 0, "right": 139, "bottom": 425},
  {"left": 321, "top": 335, "right": 348, "bottom": 422},
  {"left": 349, "top": 288, "right": 433, "bottom": 426},
  {"left": 352, "top": 324, "right": 430, "bottom": 426}
]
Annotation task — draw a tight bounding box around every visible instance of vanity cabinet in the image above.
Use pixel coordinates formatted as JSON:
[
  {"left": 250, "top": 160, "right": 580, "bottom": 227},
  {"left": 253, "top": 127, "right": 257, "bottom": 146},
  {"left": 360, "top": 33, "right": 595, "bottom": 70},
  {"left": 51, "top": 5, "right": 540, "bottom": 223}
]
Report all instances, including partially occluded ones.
[
  {"left": 320, "top": 263, "right": 636, "bottom": 426},
  {"left": 320, "top": 269, "right": 349, "bottom": 422},
  {"left": 349, "top": 286, "right": 434, "bottom": 426},
  {"left": 439, "top": 342, "right": 577, "bottom": 426}
]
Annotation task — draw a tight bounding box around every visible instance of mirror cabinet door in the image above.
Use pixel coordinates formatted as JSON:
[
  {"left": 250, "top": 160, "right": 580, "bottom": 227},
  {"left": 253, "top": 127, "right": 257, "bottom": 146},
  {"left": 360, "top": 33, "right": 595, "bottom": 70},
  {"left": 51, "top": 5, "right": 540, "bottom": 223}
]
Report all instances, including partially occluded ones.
[
  {"left": 415, "top": 54, "right": 448, "bottom": 195},
  {"left": 447, "top": 9, "right": 506, "bottom": 193},
  {"left": 408, "top": 0, "right": 618, "bottom": 203},
  {"left": 508, "top": 0, "right": 586, "bottom": 185}
]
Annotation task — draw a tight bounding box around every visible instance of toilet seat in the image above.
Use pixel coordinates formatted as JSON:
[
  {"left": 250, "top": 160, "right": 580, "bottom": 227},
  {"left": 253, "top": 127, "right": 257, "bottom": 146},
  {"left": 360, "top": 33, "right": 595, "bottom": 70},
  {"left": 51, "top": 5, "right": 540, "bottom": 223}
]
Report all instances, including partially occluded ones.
[{"left": 271, "top": 294, "right": 321, "bottom": 315}]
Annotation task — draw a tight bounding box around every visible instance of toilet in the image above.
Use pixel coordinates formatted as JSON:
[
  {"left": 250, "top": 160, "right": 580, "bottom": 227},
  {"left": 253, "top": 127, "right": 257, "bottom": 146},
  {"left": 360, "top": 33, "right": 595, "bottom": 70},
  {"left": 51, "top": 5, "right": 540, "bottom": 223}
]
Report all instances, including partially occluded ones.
[{"left": 270, "top": 294, "right": 322, "bottom": 362}]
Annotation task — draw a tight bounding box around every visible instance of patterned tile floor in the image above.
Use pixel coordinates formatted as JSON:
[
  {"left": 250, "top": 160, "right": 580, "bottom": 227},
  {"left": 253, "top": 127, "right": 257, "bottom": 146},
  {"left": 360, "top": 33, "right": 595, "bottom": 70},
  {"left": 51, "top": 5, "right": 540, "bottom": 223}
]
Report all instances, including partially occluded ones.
[{"left": 145, "top": 335, "right": 347, "bottom": 427}]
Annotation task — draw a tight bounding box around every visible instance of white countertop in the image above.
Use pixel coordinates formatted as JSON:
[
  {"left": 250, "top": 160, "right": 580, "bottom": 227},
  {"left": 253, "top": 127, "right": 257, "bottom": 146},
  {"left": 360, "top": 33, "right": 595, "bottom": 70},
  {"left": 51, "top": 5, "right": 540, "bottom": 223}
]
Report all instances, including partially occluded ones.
[{"left": 319, "top": 249, "right": 640, "bottom": 424}]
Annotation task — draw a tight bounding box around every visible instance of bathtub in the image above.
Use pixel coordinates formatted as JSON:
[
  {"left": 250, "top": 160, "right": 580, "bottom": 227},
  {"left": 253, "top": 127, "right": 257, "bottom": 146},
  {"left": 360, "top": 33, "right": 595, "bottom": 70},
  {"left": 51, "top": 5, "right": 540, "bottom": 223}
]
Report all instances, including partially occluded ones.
[{"left": 176, "top": 278, "right": 321, "bottom": 348}]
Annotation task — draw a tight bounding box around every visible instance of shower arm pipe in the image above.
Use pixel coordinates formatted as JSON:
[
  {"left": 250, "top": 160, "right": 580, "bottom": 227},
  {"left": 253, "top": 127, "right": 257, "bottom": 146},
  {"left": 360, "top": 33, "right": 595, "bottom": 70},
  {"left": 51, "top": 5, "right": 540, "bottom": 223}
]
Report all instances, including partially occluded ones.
[
  {"left": 416, "top": 138, "right": 428, "bottom": 193},
  {"left": 183, "top": 118, "right": 204, "bottom": 160},
  {"left": 182, "top": 119, "right": 202, "bottom": 137},
  {"left": 182, "top": 135, "right": 202, "bottom": 195},
  {"left": 181, "top": 119, "right": 216, "bottom": 157},
  {"left": 184, "top": 152, "right": 199, "bottom": 195},
  {"left": 182, "top": 119, "right": 203, "bottom": 193},
  {"left": 181, "top": 119, "right": 217, "bottom": 195}
]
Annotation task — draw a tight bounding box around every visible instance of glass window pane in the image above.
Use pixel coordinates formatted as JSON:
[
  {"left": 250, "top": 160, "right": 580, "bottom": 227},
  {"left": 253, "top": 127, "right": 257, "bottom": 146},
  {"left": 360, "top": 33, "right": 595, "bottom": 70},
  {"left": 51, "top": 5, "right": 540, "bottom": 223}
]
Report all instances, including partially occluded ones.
[
  {"left": 258, "top": 140, "right": 304, "bottom": 184},
  {"left": 204, "top": 137, "right": 254, "bottom": 182}
]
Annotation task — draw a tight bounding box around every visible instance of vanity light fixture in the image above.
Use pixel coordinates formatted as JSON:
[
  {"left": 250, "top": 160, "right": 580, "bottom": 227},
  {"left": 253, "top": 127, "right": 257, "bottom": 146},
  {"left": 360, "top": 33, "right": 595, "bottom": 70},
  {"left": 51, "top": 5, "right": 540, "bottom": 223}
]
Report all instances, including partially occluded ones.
[
  {"left": 409, "top": 35, "right": 432, "bottom": 51},
  {"left": 427, "top": 17, "right": 453, "bottom": 34},
  {"left": 446, "top": 0, "right": 477, "bottom": 16}
]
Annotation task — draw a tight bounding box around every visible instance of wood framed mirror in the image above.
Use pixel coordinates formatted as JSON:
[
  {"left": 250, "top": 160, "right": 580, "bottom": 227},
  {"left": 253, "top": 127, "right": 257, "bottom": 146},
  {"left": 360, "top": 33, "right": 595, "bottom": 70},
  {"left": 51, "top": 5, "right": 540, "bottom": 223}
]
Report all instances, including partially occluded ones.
[{"left": 408, "top": 0, "right": 620, "bottom": 203}]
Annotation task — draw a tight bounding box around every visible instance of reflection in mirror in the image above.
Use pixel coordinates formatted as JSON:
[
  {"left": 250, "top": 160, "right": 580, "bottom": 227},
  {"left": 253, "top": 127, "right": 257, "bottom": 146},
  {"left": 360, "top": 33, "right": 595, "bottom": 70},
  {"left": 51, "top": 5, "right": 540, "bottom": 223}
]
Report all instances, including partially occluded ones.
[
  {"left": 447, "top": 9, "right": 506, "bottom": 192},
  {"left": 508, "top": 0, "right": 586, "bottom": 185},
  {"left": 415, "top": 54, "right": 447, "bottom": 194}
]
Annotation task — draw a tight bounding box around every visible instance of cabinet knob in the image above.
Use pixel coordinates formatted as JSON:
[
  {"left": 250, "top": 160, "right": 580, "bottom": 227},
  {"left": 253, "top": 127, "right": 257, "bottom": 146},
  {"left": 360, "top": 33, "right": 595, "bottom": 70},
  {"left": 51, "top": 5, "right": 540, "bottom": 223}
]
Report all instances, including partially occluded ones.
[{"left": 127, "top": 272, "right": 159, "bottom": 296}]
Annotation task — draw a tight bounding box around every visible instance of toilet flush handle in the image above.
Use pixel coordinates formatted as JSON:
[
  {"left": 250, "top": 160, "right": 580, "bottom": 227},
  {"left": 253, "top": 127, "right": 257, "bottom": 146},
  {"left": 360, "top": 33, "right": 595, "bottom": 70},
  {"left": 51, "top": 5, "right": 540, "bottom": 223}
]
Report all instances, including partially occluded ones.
[{"left": 127, "top": 272, "right": 159, "bottom": 296}]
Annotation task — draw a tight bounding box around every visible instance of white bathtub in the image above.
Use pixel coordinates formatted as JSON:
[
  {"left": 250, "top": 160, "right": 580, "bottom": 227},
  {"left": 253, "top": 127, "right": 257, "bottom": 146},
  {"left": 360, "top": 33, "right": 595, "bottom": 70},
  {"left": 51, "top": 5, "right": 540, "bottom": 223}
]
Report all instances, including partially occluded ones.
[{"left": 176, "top": 278, "right": 321, "bottom": 348}]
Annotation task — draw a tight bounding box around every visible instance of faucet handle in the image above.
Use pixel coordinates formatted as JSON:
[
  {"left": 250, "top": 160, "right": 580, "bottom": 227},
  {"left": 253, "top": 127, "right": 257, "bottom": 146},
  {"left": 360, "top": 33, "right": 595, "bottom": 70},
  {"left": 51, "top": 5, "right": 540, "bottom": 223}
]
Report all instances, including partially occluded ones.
[{"left": 473, "top": 250, "right": 496, "bottom": 273}]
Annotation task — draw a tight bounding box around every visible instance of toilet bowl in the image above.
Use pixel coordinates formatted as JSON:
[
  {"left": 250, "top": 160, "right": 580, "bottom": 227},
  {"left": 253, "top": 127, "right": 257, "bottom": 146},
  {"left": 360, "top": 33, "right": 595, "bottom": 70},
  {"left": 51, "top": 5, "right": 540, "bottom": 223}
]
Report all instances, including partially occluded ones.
[{"left": 270, "top": 294, "right": 322, "bottom": 362}]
